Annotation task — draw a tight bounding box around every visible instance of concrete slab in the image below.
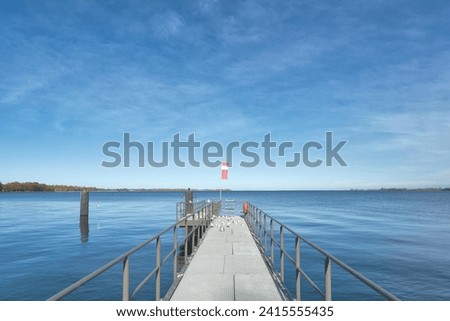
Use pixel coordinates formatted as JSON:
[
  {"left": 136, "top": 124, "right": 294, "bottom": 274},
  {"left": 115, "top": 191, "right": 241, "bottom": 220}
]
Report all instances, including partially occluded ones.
[
  {"left": 195, "top": 241, "right": 233, "bottom": 256},
  {"left": 224, "top": 255, "right": 268, "bottom": 274},
  {"left": 169, "top": 215, "right": 284, "bottom": 301},
  {"left": 187, "top": 254, "right": 225, "bottom": 274},
  {"left": 233, "top": 243, "right": 260, "bottom": 255},
  {"left": 170, "top": 274, "right": 234, "bottom": 301},
  {"left": 235, "top": 274, "right": 283, "bottom": 301}
]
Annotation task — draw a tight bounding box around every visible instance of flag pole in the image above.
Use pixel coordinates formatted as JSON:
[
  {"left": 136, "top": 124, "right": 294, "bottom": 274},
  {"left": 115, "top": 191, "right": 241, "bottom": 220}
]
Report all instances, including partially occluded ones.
[{"left": 220, "top": 162, "right": 228, "bottom": 202}]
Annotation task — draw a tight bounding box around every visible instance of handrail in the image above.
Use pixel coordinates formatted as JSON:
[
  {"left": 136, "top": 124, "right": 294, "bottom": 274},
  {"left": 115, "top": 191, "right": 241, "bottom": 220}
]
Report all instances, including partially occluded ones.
[
  {"left": 48, "top": 200, "right": 220, "bottom": 301},
  {"left": 245, "top": 202, "right": 400, "bottom": 301},
  {"left": 176, "top": 200, "right": 209, "bottom": 220}
]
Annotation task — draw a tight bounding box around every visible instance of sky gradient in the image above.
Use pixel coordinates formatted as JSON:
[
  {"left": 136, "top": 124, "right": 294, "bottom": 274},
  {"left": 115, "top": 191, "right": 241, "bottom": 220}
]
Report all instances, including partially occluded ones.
[{"left": 1, "top": 0, "right": 450, "bottom": 190}]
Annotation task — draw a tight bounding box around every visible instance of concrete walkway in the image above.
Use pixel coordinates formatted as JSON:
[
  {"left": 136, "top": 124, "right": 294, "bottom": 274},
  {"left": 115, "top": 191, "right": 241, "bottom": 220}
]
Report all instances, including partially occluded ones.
[{"left": 170, "top": 215, "right": 284, "bottom": 301}]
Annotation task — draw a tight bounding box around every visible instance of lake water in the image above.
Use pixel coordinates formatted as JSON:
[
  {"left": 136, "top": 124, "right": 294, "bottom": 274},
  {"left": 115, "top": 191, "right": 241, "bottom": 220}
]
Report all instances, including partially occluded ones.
[{"left": 0, "top": 191, "right": 449, "bottom": 301}]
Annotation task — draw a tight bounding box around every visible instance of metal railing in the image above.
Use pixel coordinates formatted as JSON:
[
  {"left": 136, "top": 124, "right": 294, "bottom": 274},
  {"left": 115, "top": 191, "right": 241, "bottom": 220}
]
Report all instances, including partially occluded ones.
[
  {"left": 245, "top": 202, "right": 400, "bottom": 301},
  {"left": 48, "top": 200, "right": 220, "bottom": 301},
  {"left": 222, "top": 199, "right": 236, "bottom": 216},
  {"left": 176, "top": 200, "right": 212, "bottom": 220}
]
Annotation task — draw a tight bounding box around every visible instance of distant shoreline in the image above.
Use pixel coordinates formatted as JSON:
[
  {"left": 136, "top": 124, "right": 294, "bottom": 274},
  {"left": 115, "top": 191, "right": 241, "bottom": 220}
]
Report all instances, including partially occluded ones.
[
  {"left": 0, "top": 181, "right": 449, "bottom": 193},
  {"left": 349, "top": 188, "right": 450, "bottom": 192},
  {"left": 0, "top": 182, "right": 230, "bottom": 193}
]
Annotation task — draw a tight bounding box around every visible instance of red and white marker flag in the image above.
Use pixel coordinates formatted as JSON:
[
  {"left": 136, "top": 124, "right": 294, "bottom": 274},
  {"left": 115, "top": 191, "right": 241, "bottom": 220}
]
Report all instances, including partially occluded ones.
[{"left": 221, "top": 162, "right": 229, "bottom": 180}]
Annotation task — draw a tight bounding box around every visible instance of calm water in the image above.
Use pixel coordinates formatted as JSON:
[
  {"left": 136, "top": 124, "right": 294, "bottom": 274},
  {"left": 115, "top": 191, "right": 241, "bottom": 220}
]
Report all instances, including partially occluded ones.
[{"left": 0, "top": 191, "right": 449, "bottom": 301}]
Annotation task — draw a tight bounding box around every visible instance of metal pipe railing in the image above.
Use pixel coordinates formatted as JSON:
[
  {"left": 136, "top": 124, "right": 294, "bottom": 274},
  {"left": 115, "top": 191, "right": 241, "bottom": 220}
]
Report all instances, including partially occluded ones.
[
  {"left": 295, "top": 236, "right": 301, "bottom": 300},
  {"left": 122, "top": 257, "right": 130, "bottom": 301},
  {"left": 48, "top": 200, "right": 220, "bottom": 301},
  {"left": 245, "top": 202, "right": 400, "bottom": 301},
  {"left": 176, "top": 200, "right": 209, "bottom": 220}
]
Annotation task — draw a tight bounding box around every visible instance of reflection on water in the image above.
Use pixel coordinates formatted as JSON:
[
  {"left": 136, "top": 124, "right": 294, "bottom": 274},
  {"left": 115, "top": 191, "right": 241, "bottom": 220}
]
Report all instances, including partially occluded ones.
[{"left": 79, "top": 216, "right": 89, "bottom": 243}]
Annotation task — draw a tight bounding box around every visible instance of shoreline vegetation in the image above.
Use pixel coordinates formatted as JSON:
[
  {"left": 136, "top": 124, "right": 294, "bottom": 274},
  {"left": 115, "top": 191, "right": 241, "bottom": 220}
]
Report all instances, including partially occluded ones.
[
  {"left": 0, "top": 181, "right": 449, "bottom": 193},
  {"left": 0, "top": 181, "right": 229, "bottom": 193}
]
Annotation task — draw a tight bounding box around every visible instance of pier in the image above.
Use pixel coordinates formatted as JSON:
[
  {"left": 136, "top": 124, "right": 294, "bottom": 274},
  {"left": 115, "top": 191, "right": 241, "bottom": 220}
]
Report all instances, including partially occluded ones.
[
  {"left": 169, "top": 215, "right": 285, "bottom": 301},
  {"left": 48, "top": 192, "right": 400, "bottom": 301}
]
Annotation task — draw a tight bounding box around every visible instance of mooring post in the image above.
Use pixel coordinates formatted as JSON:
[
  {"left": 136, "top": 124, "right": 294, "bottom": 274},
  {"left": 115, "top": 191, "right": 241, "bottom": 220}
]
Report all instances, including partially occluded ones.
[
  {"left": 80, "top": 190, "right": 89, "bottom": 217},
  {"left": 80, "top": 190, "right": 89, "bottom": 243}
]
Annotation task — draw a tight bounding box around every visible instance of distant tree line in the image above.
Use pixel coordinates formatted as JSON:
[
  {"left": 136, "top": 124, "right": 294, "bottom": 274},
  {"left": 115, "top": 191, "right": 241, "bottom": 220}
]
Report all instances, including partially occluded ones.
[
  {"left": 0, "top": 181, "right": 96, "bottom": 192},
  {"left": 1, "top": 181, "right": 448, "bottom": 192}
]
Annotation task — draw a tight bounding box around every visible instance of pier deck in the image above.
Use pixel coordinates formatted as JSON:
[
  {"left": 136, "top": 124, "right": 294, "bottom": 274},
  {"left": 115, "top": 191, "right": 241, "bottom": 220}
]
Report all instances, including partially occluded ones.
[
  {"left": 169, "top": 215, "right": 284, "bottom": 301},
  {"left": 48, "top": 197, "right": 400, "bottom": 301}
]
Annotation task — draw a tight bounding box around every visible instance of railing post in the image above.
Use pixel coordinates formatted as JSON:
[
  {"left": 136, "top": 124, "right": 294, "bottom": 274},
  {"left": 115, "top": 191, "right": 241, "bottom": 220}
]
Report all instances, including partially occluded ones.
[
  {"left": 280, "top": 225, "right": 285, "bottom": 282},
  {"left": 263, "top": 213, "right": 267, "bottom": 252},
  {"left": 173, "top": 225, "right": 178, "bottom": 282},
  {"left": 295, "top": 236, "right": 301, "bottom": 301},
  {"left": 201, "top": 207, "right": 206, "bottom": 234},
  {"left": 270, "top": 219, "right": 274, "bottom": 264},
  {"left": 202, "top": 208, "right": 205, "bottom": 234},
  {"left": 203, "top": 207, "right": 207, "bottom": 234},
  {"left": 156, "top": 237, "right": 161, "bottom": 301},
  {"left": 199, "top": 209, "right": 203, "bottom": 236},
  {"left": 122, "top": 257, "right": 130, "bottom": 301},
  {"left": 325, "top": 257, "right": 332, "bottom": 301},
  {"left": 191, "top": 221, "right": 196, "bottom": 254},
  {"left": 195, "top": 218, "right": 200, "bottom": 246},
  {"left": 258, "top": 210, "right": 262, "bottom": 240},
  {"left": 184, "top": 217, "right": 188, "bottom": 265}
]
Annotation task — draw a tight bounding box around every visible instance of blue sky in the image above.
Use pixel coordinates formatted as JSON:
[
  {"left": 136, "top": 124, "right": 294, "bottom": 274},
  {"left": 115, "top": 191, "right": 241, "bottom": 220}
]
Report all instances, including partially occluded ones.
[{"left": 1, "top": 0, "right": 449, "bottom": 190}]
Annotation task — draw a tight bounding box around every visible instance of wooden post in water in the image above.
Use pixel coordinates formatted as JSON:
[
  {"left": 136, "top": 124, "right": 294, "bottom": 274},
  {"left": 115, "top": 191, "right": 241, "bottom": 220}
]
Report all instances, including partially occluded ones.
[
  {"left": 80, "top": 190, "right": 89, "bottom": 217},
  {"left": 185, "top": 188, "right": 193, "bottom": 215},
  {"left": 80, "top": 191, "right": 89, "bottom": 243}
]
